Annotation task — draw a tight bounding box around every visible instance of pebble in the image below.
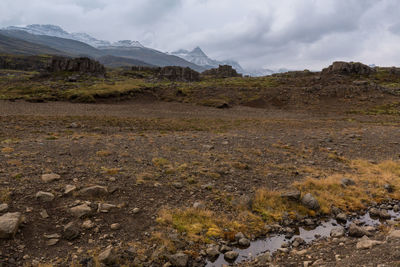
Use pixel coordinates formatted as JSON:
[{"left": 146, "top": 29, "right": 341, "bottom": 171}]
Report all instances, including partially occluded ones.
[
  {"left": 41, "top": 173, "right": 61, "bottom": 183},
  {"left": 0, "top": 212, "right": 22, "bottom": 239},
  {"left": 82, "top": 220, "right": 94, "bottom": 229},
  {"left": 0, "top": 203, "right": 8, "bottom": 213},
  {"left": 110, "top": 223, "right": 121, "bottom": 230},
  {"left": 36, "top": 191, "right": 55, "bottom": 202}
]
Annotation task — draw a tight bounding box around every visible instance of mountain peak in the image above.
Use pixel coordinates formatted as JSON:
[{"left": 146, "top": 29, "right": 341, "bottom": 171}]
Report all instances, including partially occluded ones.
[{"left": 190, "top": 46, "right": 207, "bottom": 56}]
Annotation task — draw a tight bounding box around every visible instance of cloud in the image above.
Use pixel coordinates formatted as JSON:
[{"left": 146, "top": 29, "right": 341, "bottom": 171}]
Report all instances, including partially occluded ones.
[{"left": 0, "top": 0, "right": 400, "bottom": 69}]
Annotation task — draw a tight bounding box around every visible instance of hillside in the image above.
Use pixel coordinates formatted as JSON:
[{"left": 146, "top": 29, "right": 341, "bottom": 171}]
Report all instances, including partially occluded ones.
[
  {"left": 97, "top": 55, "right": 155, "bottom": 68},
  {"left": 0, "top": 33, "right": 63, "bottom": 56}
]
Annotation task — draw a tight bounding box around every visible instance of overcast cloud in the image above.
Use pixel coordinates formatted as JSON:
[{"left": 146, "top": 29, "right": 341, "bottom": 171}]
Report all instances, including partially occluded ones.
[{"left": 1, "top": 0, "right": 400, "bottom": 70}]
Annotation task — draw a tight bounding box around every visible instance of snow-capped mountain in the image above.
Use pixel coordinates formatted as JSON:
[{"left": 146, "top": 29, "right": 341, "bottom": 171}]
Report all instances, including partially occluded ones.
[
  {"left": 171, "top": 47, "right": 245, "bottom": 73},
  {"left": 4, "top": 24, "right": 143, "bottom": 48}
]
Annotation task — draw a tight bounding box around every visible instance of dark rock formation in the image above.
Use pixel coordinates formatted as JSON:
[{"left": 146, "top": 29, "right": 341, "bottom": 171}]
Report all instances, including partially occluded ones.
[
  {"left": 48, "top": 57, "right": 106, "bottom": 76},
  {"left": 0, "top": 55, "right": 49, "bottom": 71},
  {"left": 158, "top": 66, "right": 200, "bottom": 82},
  {"left": 202, "top": 65, "right": 242, "bottom": 78},
  {"left": 322, "top": 61, "right": 376, "bottom": 76}
]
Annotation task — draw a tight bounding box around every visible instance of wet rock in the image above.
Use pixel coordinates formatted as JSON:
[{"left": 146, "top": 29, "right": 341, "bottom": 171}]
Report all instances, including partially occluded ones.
[
  {"left": 224, "top": 251, "right": 239, "bottom": 261},
  {"left": 220, "top": 245, "right": 232, "bottom": 253},
  {"left": 0, "top": 204, "right": 8, "bottom": 213},
  {"left": 63, "top": 222, "right": 80, "bottom": 240},
  {"left": 0, "top": 212, "right": 22, "bottom": 239},
  {"left": 341, "top": 178, "right": 356, "bottom": 187},
  {"left": 336, "top": 213, "right": 347, "bottom": 223},
  {"left": 169, "top": 252, "right": 189, "bottom": 267},
  {"left": 384, "top": 184, "right": 394, "bottom": 193},
  {"left": 348, "top": 223, "right": 369, "bottom": 237},
  {"left": 356, "top": 236, "right": 383, "bottom": 249},
  {"left": 370, "top": 208, "right": 391, "bottom": 219},
  {"left": 70, "top": 204, "right": 92, "bottom": 218},
  {"left": 35, "top": 191, "right": 55, "bottom": 202},
  {"left": 256, "top": 252, "right": 271, "bottom": 264},
  {"left": 98, "top": 247, "right": 116, "bottom": 265},
  {"left": 292, "top": 237, "right": 305, "bottom": 248},
  {"left": 301, "top": 193, "right": 320, "bottom": 210},
  {"left": 79, "top": 185, "right": 108, "bottom": 197},
  {"left": 281, "top": 190, "right": 301, "bottom": 201},
  {"left": 379, "top": 210, "right": 391, "bottom": 219},
  {"left": 235, "top": 232, "right": 245, "bottom": 241},
  {"left": 41, "top": 173, "right": 61, "bottom": 183},
  {"left": 206, "top": 245, "right": 220, "bottom": 258},
  {"left": 238, "top": 238, "right": 250, "bottom": 247},
  {"left": 64, "top": 185, "right": 77, "bottom": 195},
  {"left": 330, "top": 227, "right": 345, "bottom": 238}
]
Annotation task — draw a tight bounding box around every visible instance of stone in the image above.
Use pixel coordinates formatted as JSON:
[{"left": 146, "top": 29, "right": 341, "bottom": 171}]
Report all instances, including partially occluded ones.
[
  {"left": 70, "top": 204, "right": 92, "bottom": 218},
  {"left": 322, "top": 61, "right": 376, "bottom": 76},
  {"left": 257, "top": 252, "right": 271, "bottom": 264},
  {"left": 238, "top": 238, "right": 250, "bottom": 247},
  {"left": 369, "top": 208, "right": 381, "bottom": 217},
  {"left": 348, "top": 223, "right": 368, "bottom": 237},
  {"left": 173, "top": 182, "right": 183, "bottom": 189},
  {"left": 48, "top": 57, "right": 106, "bottom": 76},
  {"left": 206, "top": 246, "right": 220, "bottom": 258},
  {"left": 388, "top": 229, "right": 400, "bottom": 239},
  {"left": 63, "top": 222, "right": 80, "bottom": 240},
  {"left": 98, "top": 247, "right": 116, "bottom": 265},
  {"left": 46, "top": 239, "right": 59, "bottom": 246},
  {"left": 44, "top": 233, "right": 60, "bottom": 239},
  {"left": 64, "top": 185, "right": 77, "bottom": 195},
  {"left": 281, "top": 190, "right": 301, "bottom": 201},
  {"left": 158, "top": 66, "right": 200, "bottom": 82},
  {"left": 40, "top": 210, "right": 49, "bottom": 219},
  {"left": 292, "top": 237, "right": 305, "bottom": 247},
  {"left": 235, "top": 232, "right": 245, "bottom": 241},
  {"left": 0, "top": 204, "right": 9, "bottom": 213},
  {"left": 193, "top": 201, "right": 205, "bottom": 209},
  {"left": 336, "top": 213, "right": 347, "bottom": 223},
  {"left": 35, "top": 191, "right": 55, "bottom": 202},
  {"left": 356, "top": 236, "right": 382, "bottom": 249},
  {"left": 393, "top": 205, "right": 400, "bottom": 212},
  {"left": 132, "top": 208, "right": 140, "bottom": 214},
  {"left": 341, "top": 178, "right": 355, "bottom": 187},
  {"left": 79, "top": 186, "right": 108, "bottom": 197},
  {"left": 224, "top": 251, "right": 239, "bottom": 261},
  {"left": 97, "top": 203, "right": 117, "bottom": 213},
  {"left": 301, "top": 193, "right": 320, "bottom": 210},
  {"left": 41, "top": 173, "right": 60, "bottom": 183},
  {"left": 82, "top": 220, "right": 94, "bottom": 229},
  {"left": 169, "top": 252, "right": 189, "bottom": 267},
  {"left": 384, "top": 184, "right": 394, "bottom": 193},
  {"left": 220, "top": 245, "right": 232, "bottom": 253},
  {"left": 0, "top": 212, "right": 22, "bottom": 239},
  {"left": 110, "top": 223, "right": 120, "bottom": 230},
  {"left": 379, "top": 210, "right": 391, "bottom": 219},
  {"left": 330, "top": 227, "right": 345, "bottom": 238}
]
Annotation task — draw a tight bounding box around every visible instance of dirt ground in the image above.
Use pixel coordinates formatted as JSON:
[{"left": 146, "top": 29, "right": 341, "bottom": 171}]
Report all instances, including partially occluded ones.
[{"left": 1, "top": 99, "right": 400, "bottom": 266}]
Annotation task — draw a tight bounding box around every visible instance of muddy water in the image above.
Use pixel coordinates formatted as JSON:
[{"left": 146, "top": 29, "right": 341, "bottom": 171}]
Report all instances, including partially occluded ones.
[{"left": 206, "top": 211, "right": 400, "bottom": 267}]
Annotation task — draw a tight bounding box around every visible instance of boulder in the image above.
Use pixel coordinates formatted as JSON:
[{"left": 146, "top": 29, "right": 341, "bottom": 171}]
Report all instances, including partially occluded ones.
[
  {"left": 98, "top": 247, "right": 116, "bottom": 265},
  {"left": 169, "top": 252, "right": 189, "bottom": 267},
  {"left": 62, "top": 222, "right": 80, "bottom": 240},
  {"left": 356, "top": 236, "right": 382, "bottom": 249},
  {"left": 322, "top": 61, "right": 376, "bottom": 76},
  {"left": 301, "top": 193, "right": 320, "bottom": 210},
  {"left": 281, "top": 190, "right": 301, "bottom": 201},
  {"left": 224, "top": 251, "right": 239, "bottom": 261},
  {"left": 0, "top": 212, "right": 22, "bottom": 239},
  {"left": 348, "top": 223, "right": 369, "bottom": 237},
  {"left": 330, "top": 227, "right": 345, "bottom": 238},
  {"left": 70, "top": 204, "right": 92, "bottom": 218}
]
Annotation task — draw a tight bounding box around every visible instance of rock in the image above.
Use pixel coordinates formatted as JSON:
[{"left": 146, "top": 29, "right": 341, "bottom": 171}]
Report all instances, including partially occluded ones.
[
  {"left": 379, "top": 210, "right": 391, "bottom": 219},
  {"left": 46, "top": 239, "right": 59, "bottom": 246},
  {"left": 224, "top": 251, "right": 239, "bottom": 261},
  {"left": 44, "top": 233, "right": 60, "bottom": 239},
  {"left": 169, "top": 252, "right": 189, "bottom": 267},
  {"left": 322, "top": 61, "right": 376, "bottom": 76},
  {"left": 356, "top": 236, "right": 382, "bottom": 249},
  {"left": 40, "top": 209, "right": 49, "bottom": 219},
  {"left": 348, "top": 223, "right": 368, "bottom": 237},
  {"left": 35, "top": 191, "right": 55, "bottom": 202},
  {"left": 369, "top": 208, "right": 381, "bottom": 217},
  {"left": 235, "top": 232, "right": 245, "bottom": 241},
  {"left": 292, "top": 237, "right": 305, "bottom": 247},
  {"left": 341, "top": 178, "right": 355, "bottom": 187},
  {"left": 158, "top": 66, "right": 200, "bottom": 82},
  {"left": 62, "top": 222, "right": 80, "bottom": 240},
  {"left": 0, "top": 212, "right": 22, "bottom": 239},
  {"left": 330, "top": 227, "right": 345, "bottom": 238},
  {"left": 238, "top": 238, "right": 250, "bottom": 247},
  {"left": 257, "top": 252, "right": 271, "bottom": 264},
  {"left": 98, "top": 247, "right": 116, "bottom": 265},
  {"left": 70, "top": 204, "right": 92, "bottom": 218},
  {"left": 132, "top": 208, "right": 140, "bottom": 214},
  {"left": 384, "top": 184, "right": 394, "bottom": 193},
  {"left": 202, "top": 65, "right": 242, "bottom": 78},
  {"left": 370, "top": 208, "right": 391, "bottom": 219},
  {"left": 336, "top": 213, "right": 347, "bottom": 223},
  {"left": 79, "top": 186, "right": 108, "bottom": 197},
  {"left": 41, "top": 173, "right": 60, "bottom": 183},
  {"left": 64, "top": 185, "right": 77, "bottom": 195},
  {"left": 48, "top": 57, "right": 106, "bottom": 76},
  {"left": 110, "top": 223, "right": 120, "bottom": 230},
  {"left": 206, "top": 246, "right": 220, "bottom": 258},
  {"left": 301, "top": 193, "right": 320, "bottom": 210},
  {"left": 281, "top": 190, "right": 301, "bottom": 201},
  {"left": 388, "top": 229, "right": 400, "bottom": 239},
  {"left": 193, "top": 201, "right": 205, "bottom": 209},
  {"left": 0, "top": 204, "right": 8, "bottom": 213},
  {"left": 97, "top": 203, "right": 117, "bottom": 213},
  {"left": 82, "top": 220, "right": 94, "bottom": 229},
  {"left": 220, "top": 245, "right": 232, "bottom": 253},
  {"left": 393, "top": 205, "right": 400, "bottom": 212},
  {"left": 173, "top": 182, "right": 183, "bottom": 189}
]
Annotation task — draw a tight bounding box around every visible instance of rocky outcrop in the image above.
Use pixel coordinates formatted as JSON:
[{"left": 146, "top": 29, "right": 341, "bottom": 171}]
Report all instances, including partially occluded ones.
[
  {"left": 202, "top": 65, "right": 242, "bottom": 78},
  {"left": 158, "top": 66, "right": 200, "bottom": 82},
  {"left": 322, "top": 61, "right": 376, "bottom": 76},
  {"left": 0, "top": 55, "right": 49, "bottom": 71},
  {"left": 48, "top": 57, "right": 106, "bottom": 76}
]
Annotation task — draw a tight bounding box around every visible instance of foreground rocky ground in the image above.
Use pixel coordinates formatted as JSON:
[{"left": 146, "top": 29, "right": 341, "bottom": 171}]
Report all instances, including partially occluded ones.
[{"left": 1, "top": 97, "right": 400, "bottom": 266}]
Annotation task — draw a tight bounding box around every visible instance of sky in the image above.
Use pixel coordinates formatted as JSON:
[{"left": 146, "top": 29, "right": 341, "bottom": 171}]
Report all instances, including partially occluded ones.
[{"left": 1, "top": 0, "right": 400, "bottom": 70}]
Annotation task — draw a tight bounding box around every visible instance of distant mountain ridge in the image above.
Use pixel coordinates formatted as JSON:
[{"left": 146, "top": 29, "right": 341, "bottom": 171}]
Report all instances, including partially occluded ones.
[{"left": 171, "top": 47, "right": 245, "bottom": 73}]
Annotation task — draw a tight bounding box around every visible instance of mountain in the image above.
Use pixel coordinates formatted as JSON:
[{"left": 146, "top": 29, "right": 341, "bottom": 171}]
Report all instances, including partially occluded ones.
[
  {"left": 171, "top": 47, "right": 244, "bottom": 73},
  {"left": 99, "top": 46, "right": 205, "bottom": 72},
  {"left": 0, "top": 29, "right": 104, "bottom": 57},
  {"left": 5, "top": 24, "right": 143, "bottom": 48},
  {"left": 0, "top": 32, "right": 64, "bottom": 56}
]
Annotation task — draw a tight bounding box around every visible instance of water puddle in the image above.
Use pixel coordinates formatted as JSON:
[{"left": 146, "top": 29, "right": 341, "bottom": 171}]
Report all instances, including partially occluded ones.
[{"left": 206, "top": 210, "right": 400, "bottom": 267}]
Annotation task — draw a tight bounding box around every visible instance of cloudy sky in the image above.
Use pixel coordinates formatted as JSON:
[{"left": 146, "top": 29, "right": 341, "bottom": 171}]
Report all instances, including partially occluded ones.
[{"left": 1, "top": 0, "right": 400, "bottom": 70}]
